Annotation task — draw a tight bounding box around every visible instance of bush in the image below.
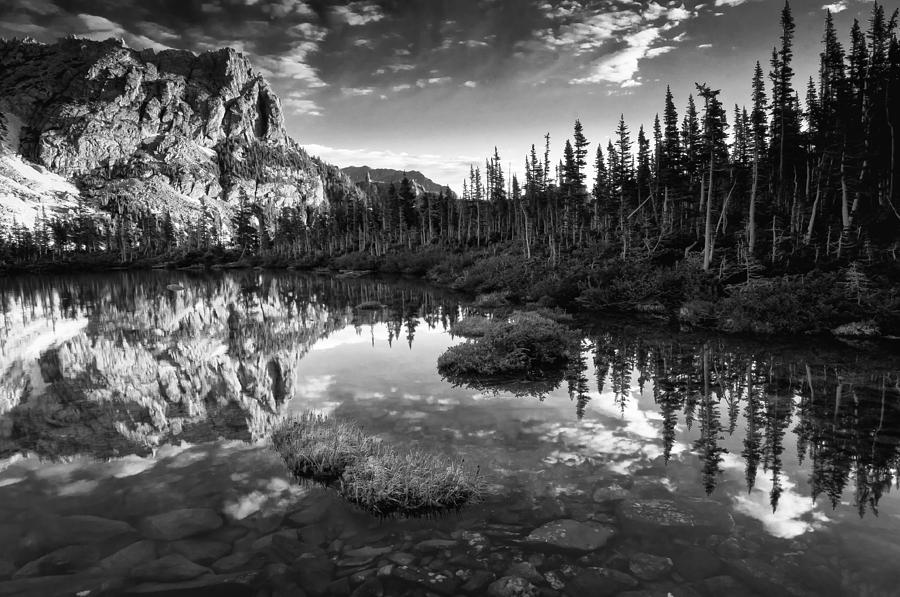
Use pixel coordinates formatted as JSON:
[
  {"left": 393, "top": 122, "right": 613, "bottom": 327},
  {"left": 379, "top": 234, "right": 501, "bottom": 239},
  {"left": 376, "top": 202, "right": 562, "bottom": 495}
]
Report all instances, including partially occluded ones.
[
  {"left": 340, "top": 449, "right": 485, "bottom": 517},
  {"left": 272, "top": 412, "right": 483, "bottom": 516},
  {"left": 714, "top": 272, "right": 866, "bottom": 334},
  {"left": 438, "top": 311, "right": 575, "bottom": 379},
  {"left": 450, "top": 315, "right": 497, "bottom": 338}
]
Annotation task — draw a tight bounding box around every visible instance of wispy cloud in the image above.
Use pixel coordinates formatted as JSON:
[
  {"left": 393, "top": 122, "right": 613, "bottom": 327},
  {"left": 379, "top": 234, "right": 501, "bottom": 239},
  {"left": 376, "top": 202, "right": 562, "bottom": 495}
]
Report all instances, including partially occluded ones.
[
  {"left": 75, "top": 14, "right": 172, "bottom": 51},
  {"left": 342, "top": 86, "right": 375, "bottom": 96},
  {"left": 415, "top": 76, "right": 452, "bottom": 88},
  {"left": 822, "top": 1, "right": 847, "bottom": 13},
  {"left": 282, "top": 91, "right": 323, "bottom": 116},
  {"left": 527, "top": 1, "right": 697, "bottom": 88},
  {"left": 571, "top": 27, "right": 673, "bottom": 87},
  {"left": 332, "top": 1, "right": 384, "bottom": 26}
]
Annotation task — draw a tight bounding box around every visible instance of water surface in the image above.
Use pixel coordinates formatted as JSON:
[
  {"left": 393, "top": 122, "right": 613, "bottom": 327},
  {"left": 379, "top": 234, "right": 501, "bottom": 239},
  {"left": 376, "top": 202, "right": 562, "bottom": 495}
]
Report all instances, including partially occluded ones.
[{"left": 1, "top": 271, "right": 898, "bottom": 596}]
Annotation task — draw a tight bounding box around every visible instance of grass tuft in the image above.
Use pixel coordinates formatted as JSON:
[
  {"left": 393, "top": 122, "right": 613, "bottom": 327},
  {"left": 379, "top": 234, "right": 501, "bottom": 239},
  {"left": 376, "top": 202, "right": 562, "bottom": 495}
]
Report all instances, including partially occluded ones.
[
  {"left": 271, "top": 412, "right": 376, "bottom": 483},
  {"left": 271, "top": 411, "right": 484, "bottom": 516},
  {"left": 340, "top": 448, "right": 485, "bottom": 518}
]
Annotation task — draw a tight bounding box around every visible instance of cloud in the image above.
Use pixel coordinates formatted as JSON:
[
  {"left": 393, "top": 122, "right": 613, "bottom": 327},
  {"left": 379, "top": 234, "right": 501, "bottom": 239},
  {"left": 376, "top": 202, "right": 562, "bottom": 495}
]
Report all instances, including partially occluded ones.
[
  {"left": 254, "top": 42, "right": 326, "bottom": 87},
  {"left": 261, "top": 0, "right": 314, "bottom": 18},
  {"left": 282, "top": 92, "right": 322, "bottom": 116},
  {"left": 342, "top": 87, "right": 375, "bottom": 96},
  {"left": 697, "top": 43, "right": 713, "bottom": 49},
  {"left": 333, "top": 1, "right": 384, "bottom": 26},
  {"left": 463, "top": 80, "right": 478, "bottom": 88},
  {"left": 572, "top": 27, "right": 671, "bottom": 87},
  {"left": 415, "top": 76, "right": 452, "bottom": 88},
  {"left": 75, "top": 14, "right": 172, "bottom": 51},
  {"left": 391, "top": 84, "right": 412, "bottom": 92},
  {"left": 714, "top": 0, "right": 749, "bottom": 6},
  {"left": 822, "top": 1, "right": 848, "bottom": 13},
  {"left": 529, "top": 1, "right": 695, "bottom": 88}
]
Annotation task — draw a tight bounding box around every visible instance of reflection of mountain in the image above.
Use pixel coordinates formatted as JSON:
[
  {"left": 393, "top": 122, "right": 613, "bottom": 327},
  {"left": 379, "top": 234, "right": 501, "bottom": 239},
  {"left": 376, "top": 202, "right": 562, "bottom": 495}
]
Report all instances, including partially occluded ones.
[
  {"left": 587, "top": 322, "right": 900, "bottom": 516},
  {"left": 0, "top": 273, "right": 462, "bottom": 460}
]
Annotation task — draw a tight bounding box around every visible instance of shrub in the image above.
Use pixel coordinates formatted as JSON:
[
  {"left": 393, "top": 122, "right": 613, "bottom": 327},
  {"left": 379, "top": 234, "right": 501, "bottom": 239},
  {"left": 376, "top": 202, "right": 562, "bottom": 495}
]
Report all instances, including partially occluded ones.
[
  {"left": 340, "top": 449, "right": 485, "bottom": 517},
  {"left": 714, "top": 272, "right": 865, "bottom": 334},
  {"left": 272, "top": 412, "right": 484, "bottom": 516},
  {"left": 450, "top": 315, "right": 497, "bottom": 338},
  {"left": 473, "top": 291, "right": 510, "bottom": 309},
  {"left": 438, "top": 311, "right": 574, "bottom": 379}
]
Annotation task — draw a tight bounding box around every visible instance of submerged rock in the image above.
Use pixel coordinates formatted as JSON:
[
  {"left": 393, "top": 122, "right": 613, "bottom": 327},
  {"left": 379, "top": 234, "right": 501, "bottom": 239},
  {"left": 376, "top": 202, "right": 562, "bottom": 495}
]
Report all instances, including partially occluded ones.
[
  {"left": 487, "top": 575, "right": 539, "bottom": 597},
  {"left": 130, "top": 554, "right": 212, "bottom": 582},
  {"left": 617, "top": 499, "right": 733, "bottom": 535},
  {"left": 525, "top": 519, "right": 615, "bottom": 552},
  {"left": 168, "top": 539, "right": 231, "bottom": 565},
  {"left": 98, "top": 540, "right": 158, "bottom": 573},
  {"left": 628, "top": 552, "right": 673, "bottom": 580},
  {"left": 139, "top": 508, "right": 223, "bottom": 541},
  {"left": 564, "top": 567, "right": 639, "bottom": 596}
]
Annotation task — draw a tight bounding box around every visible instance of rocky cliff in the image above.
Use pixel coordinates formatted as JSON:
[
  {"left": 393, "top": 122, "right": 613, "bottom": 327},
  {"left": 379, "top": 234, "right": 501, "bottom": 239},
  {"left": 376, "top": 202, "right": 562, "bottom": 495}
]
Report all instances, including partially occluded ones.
[{"left": 0, "top": 36, "right": 363, "bottom": 240}]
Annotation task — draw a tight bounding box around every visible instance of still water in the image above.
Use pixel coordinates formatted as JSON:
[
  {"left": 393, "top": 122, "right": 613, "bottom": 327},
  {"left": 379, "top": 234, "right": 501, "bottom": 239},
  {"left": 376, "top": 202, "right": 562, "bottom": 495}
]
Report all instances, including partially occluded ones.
[{"left": 0, "top": 271, "right": 898, "bottom": 596}]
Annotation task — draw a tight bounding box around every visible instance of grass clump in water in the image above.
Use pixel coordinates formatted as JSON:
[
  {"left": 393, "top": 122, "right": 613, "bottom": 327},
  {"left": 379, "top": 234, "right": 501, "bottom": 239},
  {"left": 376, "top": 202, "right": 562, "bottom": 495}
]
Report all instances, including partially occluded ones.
[
  {"left": 271, "top": 412, "right": 375, "bottom": 483},
  {"left": 271, "top": 412, "right": 484, "bottom": 516},
  {"left": 439, "top": 311, "right": 575, "bottom": 379},
  {"left": 340, "top": 449, "right": 485, "bottom": 517}
]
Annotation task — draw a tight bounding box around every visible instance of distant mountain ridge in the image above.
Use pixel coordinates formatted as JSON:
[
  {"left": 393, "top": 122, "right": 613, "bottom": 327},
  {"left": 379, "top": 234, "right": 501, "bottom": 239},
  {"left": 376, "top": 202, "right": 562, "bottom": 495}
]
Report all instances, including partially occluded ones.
[{"left": 342, "top": 166, "right": 453, "bottom": 197}]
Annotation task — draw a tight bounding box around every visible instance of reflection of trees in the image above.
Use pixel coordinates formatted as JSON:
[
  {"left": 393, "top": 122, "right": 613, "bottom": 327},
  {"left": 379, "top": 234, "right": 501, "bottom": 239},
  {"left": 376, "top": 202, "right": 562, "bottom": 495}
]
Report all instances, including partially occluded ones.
[
  {"left": 0, "top": 273, "right": 462, "bottom": 460},
  {"left": 588, "top": 323, "right": 900, "bottom": 515}
]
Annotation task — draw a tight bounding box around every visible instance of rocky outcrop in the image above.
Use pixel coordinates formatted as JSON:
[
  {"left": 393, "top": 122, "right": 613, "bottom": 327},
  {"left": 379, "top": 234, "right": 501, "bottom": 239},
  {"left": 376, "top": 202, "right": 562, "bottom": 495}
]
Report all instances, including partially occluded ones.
[{"left": 0, "top": 36, "right": 360, "bottom": 236}]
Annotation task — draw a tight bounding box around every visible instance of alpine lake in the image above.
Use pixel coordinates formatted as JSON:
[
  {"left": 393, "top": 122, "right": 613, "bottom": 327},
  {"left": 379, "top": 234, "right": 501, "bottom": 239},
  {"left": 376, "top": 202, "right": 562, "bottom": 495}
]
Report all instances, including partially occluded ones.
[{"left": 1, "top": 271, "right": 898, "bottom": 597}]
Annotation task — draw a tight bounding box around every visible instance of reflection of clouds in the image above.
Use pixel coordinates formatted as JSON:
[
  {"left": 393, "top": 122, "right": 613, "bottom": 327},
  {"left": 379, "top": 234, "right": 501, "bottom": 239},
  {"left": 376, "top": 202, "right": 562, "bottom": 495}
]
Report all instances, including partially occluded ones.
[
  {"left": 309, "top": 326, "right": 377, "bottom": 351},
  {"left": 722, "top": 453, "right": 826, "bottom": 538},
  {"left": 223, "top": 475, "right": 309, "bottom": 520},
  {"left": 593, "top": 388, "right": 666, "bottom": 440},
  {"left": 290, "top": 375, "right": 335, "bottom": 403},
  {"left": 539, "top": 418, "right": 662, "bottom": 474},
  {"left": 537, "top": 385, "right": 687, "bottom": 473}
]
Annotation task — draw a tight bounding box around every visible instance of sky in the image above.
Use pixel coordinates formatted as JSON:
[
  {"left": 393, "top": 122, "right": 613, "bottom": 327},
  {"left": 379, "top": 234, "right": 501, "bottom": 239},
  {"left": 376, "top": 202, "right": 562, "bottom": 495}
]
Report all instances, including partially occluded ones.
[{"left": 0, "top": 0, "right": 887, "bottom": 192}]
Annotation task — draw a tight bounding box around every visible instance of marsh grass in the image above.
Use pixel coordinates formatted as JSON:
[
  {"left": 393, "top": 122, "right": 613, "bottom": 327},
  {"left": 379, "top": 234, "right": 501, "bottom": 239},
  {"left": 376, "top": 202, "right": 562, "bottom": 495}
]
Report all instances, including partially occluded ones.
[
  {"left": 340, "top": 448, "right": 485, "bottom": 517},
  {"left": 271, "top": 412, "right": 484, "bottom": 516},
  {"left": 271, "top": 412, "right": 376, "bottom": 483}
]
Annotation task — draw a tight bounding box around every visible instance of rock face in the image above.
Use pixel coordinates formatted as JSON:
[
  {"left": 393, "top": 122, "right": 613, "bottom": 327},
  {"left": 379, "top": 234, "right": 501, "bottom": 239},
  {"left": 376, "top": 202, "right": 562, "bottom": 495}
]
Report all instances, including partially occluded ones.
[{"left": 0, "top": 37, "right": 360, "bottom": 236}]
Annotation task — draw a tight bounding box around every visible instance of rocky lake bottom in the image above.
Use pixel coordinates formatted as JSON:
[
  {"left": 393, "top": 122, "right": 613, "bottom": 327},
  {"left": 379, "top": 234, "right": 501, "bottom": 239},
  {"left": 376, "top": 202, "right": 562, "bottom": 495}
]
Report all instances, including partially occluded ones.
[{"left": 0, "top": 272, "right": 898, "bottom": 597}]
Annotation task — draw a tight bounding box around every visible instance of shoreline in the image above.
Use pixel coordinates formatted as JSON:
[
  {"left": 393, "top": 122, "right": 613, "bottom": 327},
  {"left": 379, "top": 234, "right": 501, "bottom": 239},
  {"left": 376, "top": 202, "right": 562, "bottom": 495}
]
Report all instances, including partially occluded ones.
[{"left": 2, "top": 248, "right": 898, "bottom": 342}]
